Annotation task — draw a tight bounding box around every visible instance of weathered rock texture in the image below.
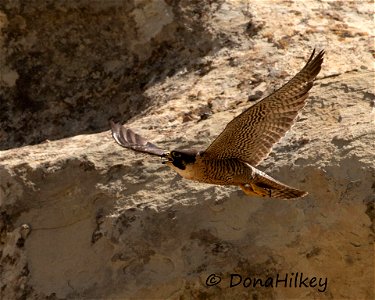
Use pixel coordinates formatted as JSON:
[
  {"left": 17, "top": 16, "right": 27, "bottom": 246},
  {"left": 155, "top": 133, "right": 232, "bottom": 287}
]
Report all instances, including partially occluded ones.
[
  {"left": 0, "top": 0, "right": 220, "bottom": 150},
  {"left": 0, "top": 0, "right": 374, "bottom": 299}
]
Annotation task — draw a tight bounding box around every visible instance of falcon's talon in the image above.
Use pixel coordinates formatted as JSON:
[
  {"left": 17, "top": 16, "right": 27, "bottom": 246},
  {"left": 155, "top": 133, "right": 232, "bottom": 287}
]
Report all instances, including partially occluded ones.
[{"left": 111, "top": 49, "right": 324, "bottom": 200}]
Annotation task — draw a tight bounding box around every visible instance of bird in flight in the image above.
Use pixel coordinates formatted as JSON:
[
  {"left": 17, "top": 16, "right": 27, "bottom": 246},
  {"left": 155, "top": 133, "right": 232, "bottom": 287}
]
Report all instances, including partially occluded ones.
[{"left": 111, "top": 49, "right": 324, "bottom": 199}]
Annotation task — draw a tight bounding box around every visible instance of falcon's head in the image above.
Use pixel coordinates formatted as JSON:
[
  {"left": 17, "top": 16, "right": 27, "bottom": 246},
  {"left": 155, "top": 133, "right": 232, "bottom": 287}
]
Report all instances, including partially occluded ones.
[{"left": 162, "top": 149, "right": 199, "bottom": 170}]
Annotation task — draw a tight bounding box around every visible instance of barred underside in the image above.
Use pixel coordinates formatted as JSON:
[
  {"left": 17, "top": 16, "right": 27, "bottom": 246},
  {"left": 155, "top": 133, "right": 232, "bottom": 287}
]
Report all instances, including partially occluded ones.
[{"left": 189, "top": 158, "right": 307, "bottom": 199}]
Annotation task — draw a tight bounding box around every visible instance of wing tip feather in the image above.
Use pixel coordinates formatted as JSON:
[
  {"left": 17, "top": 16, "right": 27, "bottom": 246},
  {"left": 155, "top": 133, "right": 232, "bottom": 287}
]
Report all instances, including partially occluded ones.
[
  {"left": 110, "top": 121, "right": 166, "bottom": 157},
  {"left": 304, "top": 48, "right": 325, "bottom": 80}
]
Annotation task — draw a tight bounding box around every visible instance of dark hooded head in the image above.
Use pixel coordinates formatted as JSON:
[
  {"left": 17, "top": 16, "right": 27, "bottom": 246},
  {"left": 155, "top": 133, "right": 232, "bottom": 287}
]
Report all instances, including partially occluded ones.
[{"left": 163, "top": 149, "right": 199, "bottom": 170}]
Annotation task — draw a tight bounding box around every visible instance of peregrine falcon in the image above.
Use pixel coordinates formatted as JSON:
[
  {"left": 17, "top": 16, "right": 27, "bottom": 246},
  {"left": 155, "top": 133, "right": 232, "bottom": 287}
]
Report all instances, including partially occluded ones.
[{"left": 111, "top": 49, "right": 324, "bottom": 199}]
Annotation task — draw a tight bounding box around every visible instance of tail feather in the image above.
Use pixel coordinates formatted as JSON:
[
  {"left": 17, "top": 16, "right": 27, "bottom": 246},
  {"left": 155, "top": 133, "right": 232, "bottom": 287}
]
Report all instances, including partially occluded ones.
[
  {"left": 250, "top": 166, "right": 307, "bottom": 199},
  {"left": 257, "top": 181, "right": 308, "bottom": 199}
]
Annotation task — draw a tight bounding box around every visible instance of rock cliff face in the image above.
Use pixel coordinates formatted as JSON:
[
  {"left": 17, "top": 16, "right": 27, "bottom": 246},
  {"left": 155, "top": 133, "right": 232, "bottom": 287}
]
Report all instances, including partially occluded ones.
[
  {"left": 0, "top": 1, "right": 374, "bottom": 299},
  {"left": 0, "top": 0, "right": 219, "bottom": 150}
]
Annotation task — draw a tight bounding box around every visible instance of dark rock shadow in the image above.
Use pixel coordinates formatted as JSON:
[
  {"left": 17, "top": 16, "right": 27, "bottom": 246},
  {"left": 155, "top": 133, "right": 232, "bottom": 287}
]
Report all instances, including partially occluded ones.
[{"left": 0, "top": 1, "right": 229, "bottom": 150}]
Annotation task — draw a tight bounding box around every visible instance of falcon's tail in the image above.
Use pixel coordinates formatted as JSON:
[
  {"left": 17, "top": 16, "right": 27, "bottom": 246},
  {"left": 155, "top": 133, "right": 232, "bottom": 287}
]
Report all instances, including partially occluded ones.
[{"left": 240, "top": 167, "right": 308, "bottom": 199}]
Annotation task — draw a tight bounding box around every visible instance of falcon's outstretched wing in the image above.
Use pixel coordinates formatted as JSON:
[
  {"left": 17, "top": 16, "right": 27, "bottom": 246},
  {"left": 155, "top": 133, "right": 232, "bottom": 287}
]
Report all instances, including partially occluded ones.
[
  {"left": 203, "top": 49, "right": 324, "bottom": 166},
  {"left": 110, "top": 121, "right": 166, "bottom": 157}
]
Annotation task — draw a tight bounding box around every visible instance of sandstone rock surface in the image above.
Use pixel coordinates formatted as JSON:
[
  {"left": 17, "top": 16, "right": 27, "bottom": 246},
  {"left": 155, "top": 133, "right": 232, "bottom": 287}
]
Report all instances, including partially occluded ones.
[{"left": 0, "top": 1, "right": 374, "bottom": 299}]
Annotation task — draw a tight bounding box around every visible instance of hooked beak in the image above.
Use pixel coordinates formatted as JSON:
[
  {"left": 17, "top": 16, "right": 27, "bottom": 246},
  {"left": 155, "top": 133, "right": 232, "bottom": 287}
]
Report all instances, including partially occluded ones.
[{"left": 161, "top": 152, "right": 172, "bottom": 164}]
